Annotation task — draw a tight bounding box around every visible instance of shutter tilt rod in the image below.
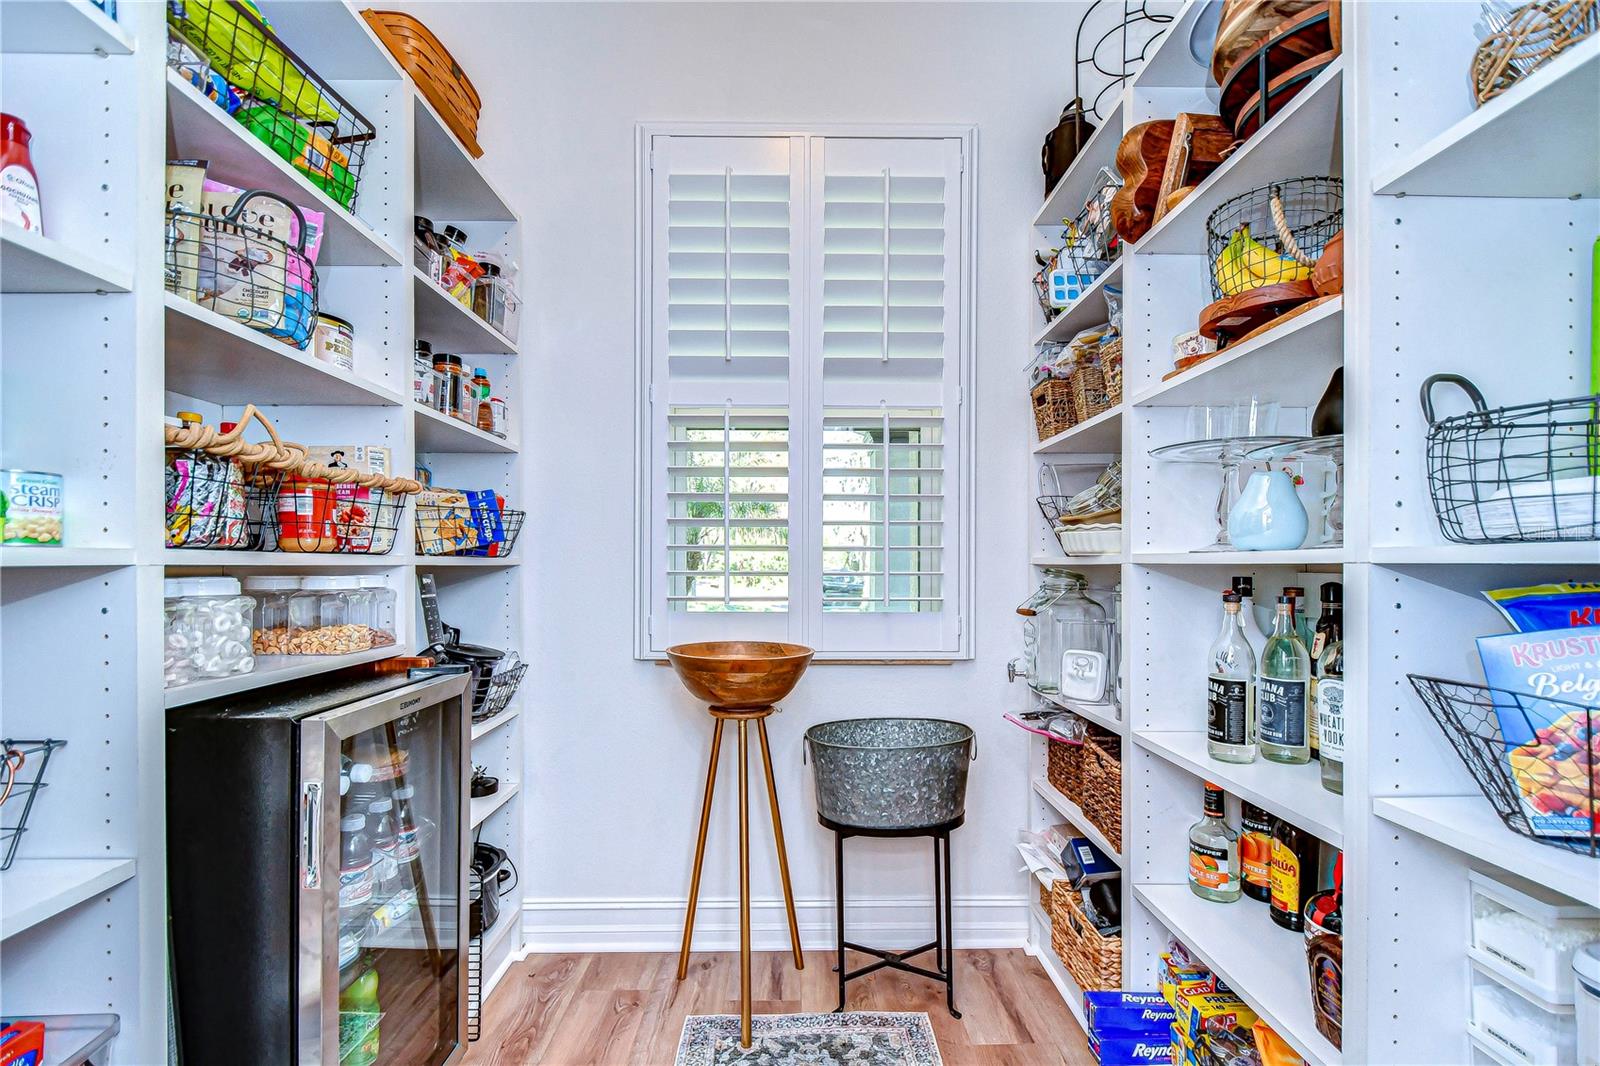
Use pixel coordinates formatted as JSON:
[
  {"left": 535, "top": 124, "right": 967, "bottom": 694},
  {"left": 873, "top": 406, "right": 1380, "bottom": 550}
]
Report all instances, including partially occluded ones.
[
  {"left": 881, "top": 168, "right": 891, "bottom": 364},
  {"left": 724, "top": 166, "right": 733, "bottom": 363}
]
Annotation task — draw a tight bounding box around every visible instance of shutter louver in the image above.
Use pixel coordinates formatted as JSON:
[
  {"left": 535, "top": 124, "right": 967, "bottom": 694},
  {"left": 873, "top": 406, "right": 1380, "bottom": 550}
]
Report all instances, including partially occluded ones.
[
  {"left": 667, "top": 407, "right": 790, "bottom": 612},
  {"left": 821, "top": 407, "right": 944, "bottom": 613},
  {"left": 667, "top": 171, "right": 791, "bottom": 370},
  {"left": 821, "top": 173, "right": 947, "bottom": 366}
]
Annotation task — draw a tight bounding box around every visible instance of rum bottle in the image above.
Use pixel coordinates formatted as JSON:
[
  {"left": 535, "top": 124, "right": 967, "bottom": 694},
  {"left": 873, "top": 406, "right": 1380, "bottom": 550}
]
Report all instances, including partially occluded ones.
[
  {"left": 1207, "top": 590, "right": 1256, "bottom": 763},
  {"left": 1258, "top": 597, "right": 1311, "bottom": 764}
]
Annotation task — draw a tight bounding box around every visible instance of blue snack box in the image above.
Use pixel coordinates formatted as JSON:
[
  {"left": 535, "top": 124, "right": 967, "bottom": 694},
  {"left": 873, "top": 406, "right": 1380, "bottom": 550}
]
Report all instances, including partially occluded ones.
[
  {"left": 1085, "top": 991, "right": 1176, "bottom": 1034},
  {"left": 1088, "top": 1030, "right": 1177, "bottom": 1065}
]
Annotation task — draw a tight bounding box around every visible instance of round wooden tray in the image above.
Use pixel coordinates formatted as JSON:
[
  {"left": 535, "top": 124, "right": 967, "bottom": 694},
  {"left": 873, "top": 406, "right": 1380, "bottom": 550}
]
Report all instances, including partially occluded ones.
[
  {"left": 1228, "top": 52, "right": 1337, "bottom": 139},
  {"left": 1198, "top": 281, "right": 1318, "bottom": 345},
  {"left": 1218, "top": 1, "right": 1338, "bottom": 137}
]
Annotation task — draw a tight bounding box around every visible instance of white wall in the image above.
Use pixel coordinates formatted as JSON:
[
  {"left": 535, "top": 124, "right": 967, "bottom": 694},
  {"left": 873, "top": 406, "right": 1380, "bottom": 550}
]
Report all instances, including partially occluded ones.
[{"left": 401, "top": 0, "right": 1090, "bottom": 950}]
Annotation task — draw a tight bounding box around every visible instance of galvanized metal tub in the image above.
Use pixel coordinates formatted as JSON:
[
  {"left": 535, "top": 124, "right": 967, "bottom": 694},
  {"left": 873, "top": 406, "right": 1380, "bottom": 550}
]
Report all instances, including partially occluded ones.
[{"left": 804, "top": 717, "right": 975, "bottom": 830}]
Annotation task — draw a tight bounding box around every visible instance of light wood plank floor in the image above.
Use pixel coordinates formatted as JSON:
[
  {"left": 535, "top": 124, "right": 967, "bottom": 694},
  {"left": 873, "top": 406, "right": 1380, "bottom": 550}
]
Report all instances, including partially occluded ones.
[{"left": 465, "top": 949, "right": 1095, "bottom": 1065}]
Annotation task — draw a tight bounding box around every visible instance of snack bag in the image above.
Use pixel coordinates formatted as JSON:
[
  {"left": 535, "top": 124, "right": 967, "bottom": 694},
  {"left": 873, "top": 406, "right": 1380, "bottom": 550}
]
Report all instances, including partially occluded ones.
[
  {"left": 201, "top": 180, "right": 323, "bottom": 347},
  {"left": 1484, "top": 583, "right": 1600, "bottom": 633},
  {"left": 416, "top": 488, "right": 478, "bottom": 555}
]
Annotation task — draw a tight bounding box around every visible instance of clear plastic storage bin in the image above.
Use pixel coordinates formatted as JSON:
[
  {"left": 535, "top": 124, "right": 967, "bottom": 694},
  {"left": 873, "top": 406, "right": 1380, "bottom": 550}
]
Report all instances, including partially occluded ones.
[
  {"left": 244, "top": 575, "right": 303, "bottom": 656},
  {"left": 1471, "top": 871, "right": 1600, "bottom": 1004},
  {"left": 1470, "top": 964, "right": 1577, "bottom": 1065},
  {"left": 360, "top": 575, "right": 397, "bottom": 647},
  {"left": 289, "top": 575, "right": 371, "bottom": 655},
  {"left": 163, "top": 577, "right": 254, "bottom": 686}
]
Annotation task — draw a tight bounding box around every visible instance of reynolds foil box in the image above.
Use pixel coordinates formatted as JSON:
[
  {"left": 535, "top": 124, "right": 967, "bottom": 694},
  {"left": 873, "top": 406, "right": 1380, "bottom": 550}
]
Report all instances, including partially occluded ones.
[
  {"left": 1089, "top": 1031, "right": 1177, "bottom": 1065},
  {"left": 1085, "top": 991, "right": 1176, "bottom": 1034}
]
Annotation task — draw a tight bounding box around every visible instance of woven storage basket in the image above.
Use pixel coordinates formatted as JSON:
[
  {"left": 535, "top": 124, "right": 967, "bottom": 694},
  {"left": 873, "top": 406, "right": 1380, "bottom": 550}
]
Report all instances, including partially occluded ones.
[
  {"left": 363, "top": 10, "right": 484, "bottom": 157},
  {"left": 1102, "top": 338, "right": 1124, "bottom": 405},
  {"left": 1080, "top": 727, "right": 1123, "bottom": 853},
  {"left": 1471, "top": 0, "right": 1597, "bottom": 105},
  {"left": 1050, "top": 880, "right": 1122, "bottom": 992},
  {"left": 1038, "top": 879, "right": 1052, "bottom": 915},
  {"left": 1046, "top": 737, "right": 1081, "bottom": 800},
  {"left": 1068, "top": 360, "right": 1112, "bottom": 424},
  {"left": 1032, "top": 379, "right": 1076, "bottom": 441}
]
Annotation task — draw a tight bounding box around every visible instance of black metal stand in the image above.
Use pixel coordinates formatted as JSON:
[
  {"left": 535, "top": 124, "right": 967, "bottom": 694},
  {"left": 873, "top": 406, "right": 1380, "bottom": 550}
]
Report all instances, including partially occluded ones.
[{"left": 823, "top": 814, "right": 964, "bottom": 1019}]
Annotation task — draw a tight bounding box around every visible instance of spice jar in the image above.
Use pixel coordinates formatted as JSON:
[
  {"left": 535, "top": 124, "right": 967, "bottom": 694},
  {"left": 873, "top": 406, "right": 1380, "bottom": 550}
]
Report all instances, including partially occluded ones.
[
  {"left": 288, "top": 575, "right": 371, "bottom": 655},
  {"left": 245, "top": 575, "right": 303, "bottom": 656},
  {"left": 488, "top": 396, "right": 508, "bottom": 438},
  {"left": 1, "top": 113, "right": 43, "bottom": 234},
  {"left": 432, "top": 352, "right": 470, "bottom": 422},
  {"left": 360, "top": 575, "right": 397, "bottom": 647},
  {"left": 163, "top": 577, "right": 255, "bottom": 686},
  {"left": 413, "top": 215, "right": 442, "bottom": 282},
  {"left": 413, "top": 340, "right": 436, "bottom": 408},
  {"left": 471, "top": 367, "right": 493, "bottom": 432}
]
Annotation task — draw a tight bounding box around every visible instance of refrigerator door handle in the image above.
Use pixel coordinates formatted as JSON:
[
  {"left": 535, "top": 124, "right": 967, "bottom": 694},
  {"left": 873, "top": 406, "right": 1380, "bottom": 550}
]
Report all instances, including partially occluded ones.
[{"left": 302, "top": 781, "right": 321, "bottom": 888}]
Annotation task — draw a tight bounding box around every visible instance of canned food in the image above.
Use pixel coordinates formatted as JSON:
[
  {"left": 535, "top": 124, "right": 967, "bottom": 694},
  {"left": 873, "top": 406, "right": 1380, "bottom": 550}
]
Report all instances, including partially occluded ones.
[
  {"left": 312, "top": 313, "right": 355, "bottom": 373},
  {"left": 1, "top": 470, "right": 63, "bottom": 545}
]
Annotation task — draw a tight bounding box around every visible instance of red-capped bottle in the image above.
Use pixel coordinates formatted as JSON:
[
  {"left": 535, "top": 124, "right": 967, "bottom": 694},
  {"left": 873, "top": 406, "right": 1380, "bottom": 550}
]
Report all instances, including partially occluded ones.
[{"left": 0, "top": 114, "right": 43, "bottom": 234}]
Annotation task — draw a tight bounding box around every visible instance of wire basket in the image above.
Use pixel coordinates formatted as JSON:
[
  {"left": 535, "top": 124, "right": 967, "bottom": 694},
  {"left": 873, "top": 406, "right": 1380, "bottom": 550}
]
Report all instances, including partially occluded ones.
[
  {"left": 165, "top": 451, "right": 282, "bottom": 550},
  {"left": 1033, "top": 252, "right": 1063, "bottom": 321},
  {"left": 166, "top": 192, "right": 319, "bottom": 349},
  {"left": 1408, "top": 675, "right": 1597, "bottom": 857},
  {"left": 1206, "top": 177, "right": 1342, "bottom": 301},
  {"left": 1421, "top": 375, "right": 1600, "bottom": 543},
  {"left": 1037, "top": 459, "right": 1123, "bottom": 529},
  {"left": 0, "top": 739, "right": 66, "bottom": 871},
  {"left": 267, "top": 480, "right": 409, "bottom": 555},
  {"left": 471, "top": 662, "right": 528, "bottom": 724},
  {"left": 414, "top": 504, "right": 524, "bottom": 558},
  {"left": 1060, "top": 166, "right": 1123, "bottom": 281},
  {"left": 167, "top": 1, "right": 376, "bottom": 209}
]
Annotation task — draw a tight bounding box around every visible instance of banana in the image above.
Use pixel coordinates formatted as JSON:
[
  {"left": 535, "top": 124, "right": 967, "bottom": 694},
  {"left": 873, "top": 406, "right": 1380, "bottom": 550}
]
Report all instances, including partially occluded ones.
[
  {"left": 1237, "top": 224, "right": 1313, "bottom": 282},
  {"left": 1214, "top": 228, "right": 1257, "bottom": 297}
]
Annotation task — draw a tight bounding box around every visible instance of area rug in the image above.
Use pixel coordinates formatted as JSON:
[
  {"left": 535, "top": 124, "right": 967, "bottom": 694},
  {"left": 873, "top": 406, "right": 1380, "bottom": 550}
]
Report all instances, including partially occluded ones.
[{"left": 675, "top": 1012, "right": 943, "bottom": 1066}]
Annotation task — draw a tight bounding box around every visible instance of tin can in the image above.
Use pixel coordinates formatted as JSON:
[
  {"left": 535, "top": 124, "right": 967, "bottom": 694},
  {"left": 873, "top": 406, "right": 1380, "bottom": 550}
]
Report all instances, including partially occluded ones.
[
  {"left": 312, "top": 313, "right": 355, "bottom": 372},
  {"left": 1, "top": 469, "right": 63, "bottom": 545}
]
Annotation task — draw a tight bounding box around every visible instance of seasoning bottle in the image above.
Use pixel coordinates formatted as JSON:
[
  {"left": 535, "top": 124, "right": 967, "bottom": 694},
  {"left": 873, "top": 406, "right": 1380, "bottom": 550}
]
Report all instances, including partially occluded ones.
[
  {"left": 472, "top": 367, "right": 493, "bottom": 432},
  {"left": 0, "top": 113, "right": 43, "bottom": 233},
  {"left": 413, "top": 339, "right": 435, "bottom": 408},
  {"left": 1239, "top": 802, "right": 1274, "bottom": 903},
  {"left": 1187, "top": 782, "right": 1241, "bottom": 904},
  {"left": 432, "top": 352, "right": 468, "bottom": 421},
  {"left": 1269, "top": 818, "right": 1319, "bottom": 931}
]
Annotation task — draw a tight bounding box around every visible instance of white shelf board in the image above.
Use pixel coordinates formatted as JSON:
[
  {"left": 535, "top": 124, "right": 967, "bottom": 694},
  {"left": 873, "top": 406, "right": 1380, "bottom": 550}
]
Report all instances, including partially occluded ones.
[
  {"left": 1031, "top": 551, "right": 1127, "bottom": 568},
  {"left": 1026, "top": 907, "right": 1089, "bottom": 1032},
  {"left": 1032, "top": 259, "right": 1123, "bottom": 346},
  {"left": 471, "top": 708, "right": 520, "bottom": 742},
  {"left": 1373, "top": 795, "right": 1600, "bottom": 908},
  {"left": 1129, "top": 0, "right": 1213, "bottom": 90},
  {"left": 1374, "top": 36, "right": 1600, "bottom": 199},
  {"left": 165, "top": 71, "right": 402, "bottom": 268},
  {"left": 1032, "top": 687, "right": 1125, "bottom": 735},
  {"left": 165, "top": 296, "right": 406, "bottom": 407},
  {"left": 1136, "top": 61, "right": 1344, "bottom": 256},
  {"left": 1, "top": 858, "right": 136, "bottom": 940},
  {"left": 481, "top": 891, "right": 523, "bottom": 958},
  {"left": 1135, "top": 883, "right": 1341, "bottom": 1066},
  {"left": 0, "top": 547, "right": 134, "bottom": 569},
  {"left": 413, "top": 94, "right": 519, "bottom": 223},
  {"left": 164, "top": 647, "right": 404, "bottom": 708},
  {"left": 1032, "top": 90, "right": 1126, "bottom": 230},
  {"left": 1370, "top": 543, "right": 1600, "bottom": 566},
  {"left": 416, "top": 554, "right": 522, "bottom": 569},
  {"left": 471, "top": 780, "right": 521, "bottom": 829},
  {"left": 1130, "top": 297, "right": 1343, "bottom": 407},
  {"left": 1032, "top": 776, "right": 1123, "bottom": 863},
  {"left": 1, "top": 223, "right": 131, "bottom": 294},
  {"left": 162, "top": 549, "right": 406, "bottom": 569},
  {"left": 411, "top": 267, "right": 519, "bottom": 355},
  {"left": 1133, "top": 547, "right": 1349, "bottom": 567},
  {"left": 414, "top": 404, "right": 519, "bottom": 455},
  {"left": 0, "top": 0, "right": 133, "bottom": 55},
  {"left": 1034, "top": 404, "right": 1123, "bottom": 455},
  {"left": 1135, "top": 730, "right": 1344, "bottom": 846}
]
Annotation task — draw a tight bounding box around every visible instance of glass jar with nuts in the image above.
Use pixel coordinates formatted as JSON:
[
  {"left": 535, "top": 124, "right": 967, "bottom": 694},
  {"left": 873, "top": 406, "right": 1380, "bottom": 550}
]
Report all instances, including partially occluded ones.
[
  {"left": 245, "top": 575, "right": 304, "bottom": 656},
  {"left": 289, "top": 576, "right": 375, "bottom": 655}
]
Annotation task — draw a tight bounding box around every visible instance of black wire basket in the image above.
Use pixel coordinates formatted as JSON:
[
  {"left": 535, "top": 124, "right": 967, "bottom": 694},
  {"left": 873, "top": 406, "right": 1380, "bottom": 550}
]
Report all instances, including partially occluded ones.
[
  {"left": 414, "top": 505, "right": 524, "bottom": 558},
  {"left": 471, "top": 662, "right": 528, "bottom": 724},
  {"left": 1205, "top": 177, "right": 1341, "bottom": 300},
  {"left": 1407, "top": 674, "right": 1597, "bottom": 857},
  {"left": 1421, "top": 374, "right": 1600, "bottom": 543},
  {"left": 1, "top": 738, "right": 66, "bottom": 871},
  {"left": 165, "top": 450, "right": 282, "bottom": 550},
  {"left": 1060, "top": 166, "right": 1123, "bottom": 283},
  {"left": 165, "top": 191, "right": 320, "bottom": 349},
  {"left": 266, "top": 480, "right": 409, "bottom": 555},
  {"left": 167, "top": 1, "right": 375, "bottom": 209}
]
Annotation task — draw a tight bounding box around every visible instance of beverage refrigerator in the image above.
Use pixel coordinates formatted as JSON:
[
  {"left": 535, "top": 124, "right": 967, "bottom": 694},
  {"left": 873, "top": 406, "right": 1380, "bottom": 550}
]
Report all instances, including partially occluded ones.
[{"left": 167, "top": 668, "right": 471, "bottom": 1065}]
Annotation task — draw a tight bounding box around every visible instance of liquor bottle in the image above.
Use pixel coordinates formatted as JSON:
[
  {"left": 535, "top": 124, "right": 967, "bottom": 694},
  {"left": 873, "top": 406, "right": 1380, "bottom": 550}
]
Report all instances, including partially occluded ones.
[
  {"left": 1281, "top": 585, "right": 1311, "bottom": 645},
  {"left": 1207, "top": 591, "right": 1256, "bottom": 763},
  {"left": 1315, "top": 629, "right": 1344, "bottom": 795},
  {"left": 1258, "top": 597, "right": 1311, "bottom": 764},
  {"left": 1308, "top": 582, "right": 1342, "bottom": 763},
  {"left": 1269, "top": 818, "right": 1320, "bottom": 931},
  {"left": 1231, "top": 576, "right": 1272, "bottom": 646},
  {"left": 1188, "top": 782, "right": 1241, "bottom": 904},
  {"left": 1239, "top": 802, "right": 1274, "bottom": 903}
]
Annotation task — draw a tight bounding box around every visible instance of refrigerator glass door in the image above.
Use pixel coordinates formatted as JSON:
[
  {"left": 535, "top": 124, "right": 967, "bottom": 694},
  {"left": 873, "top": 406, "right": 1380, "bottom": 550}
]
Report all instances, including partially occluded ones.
[{"left": 299, "top": 674, "right": 469, "bottom": 1066}]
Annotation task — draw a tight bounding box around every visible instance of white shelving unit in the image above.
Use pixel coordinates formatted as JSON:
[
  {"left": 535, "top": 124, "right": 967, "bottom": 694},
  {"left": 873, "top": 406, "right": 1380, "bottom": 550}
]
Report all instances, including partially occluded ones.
[
  {"left": 1017, "top": 5, "right": 1600, "bottom": 1064},
  {"left": 0, "top": 2, "right": 530, "bottom": 1056}
]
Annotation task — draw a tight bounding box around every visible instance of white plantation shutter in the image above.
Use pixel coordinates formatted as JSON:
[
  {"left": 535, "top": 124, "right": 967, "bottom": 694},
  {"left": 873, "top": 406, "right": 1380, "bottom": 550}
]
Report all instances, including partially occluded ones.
[{"left": 642, "top": 129, "right": 968, "bottom": 659}]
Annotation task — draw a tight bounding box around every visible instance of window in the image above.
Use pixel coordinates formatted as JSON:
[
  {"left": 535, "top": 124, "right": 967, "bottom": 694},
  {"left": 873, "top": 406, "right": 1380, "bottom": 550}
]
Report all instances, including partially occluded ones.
[{"left": 638, "top": 127, "right": 973, "bottom": 660}]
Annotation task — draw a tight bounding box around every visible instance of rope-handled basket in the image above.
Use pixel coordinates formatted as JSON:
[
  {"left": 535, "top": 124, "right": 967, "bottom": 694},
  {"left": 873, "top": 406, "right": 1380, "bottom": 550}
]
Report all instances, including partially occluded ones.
[{"left": 1471, "top": 0, "right": 1597, "bottom": 105}]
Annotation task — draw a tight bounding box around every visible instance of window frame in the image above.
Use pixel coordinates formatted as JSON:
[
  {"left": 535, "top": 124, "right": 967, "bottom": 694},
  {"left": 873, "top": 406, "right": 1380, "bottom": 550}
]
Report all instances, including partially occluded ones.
[{"left": 633, "top": 122, "right": 977, "bottom": 662}]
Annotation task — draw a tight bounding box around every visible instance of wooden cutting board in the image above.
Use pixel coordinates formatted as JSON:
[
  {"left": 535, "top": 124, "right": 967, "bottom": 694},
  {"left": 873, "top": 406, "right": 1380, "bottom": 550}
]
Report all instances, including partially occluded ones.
[
  {"left": 1111, "top": 120, "right": 1174, "bottom": 244},
  {"left": 1153, "top": 114, "right": 1235, "bottom": 225}
]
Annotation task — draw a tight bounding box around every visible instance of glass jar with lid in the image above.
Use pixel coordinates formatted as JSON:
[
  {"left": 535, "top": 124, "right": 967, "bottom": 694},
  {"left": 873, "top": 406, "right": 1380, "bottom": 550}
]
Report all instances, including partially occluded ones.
[
  {"left": 244, "top": 575, "right": 303, "bottom": 657},
  {"left": 291, "top": 576, "right": 370, "bottom": 655},
  {"left": 432, "top": 352, "right": 470, "bottom": 422},
  {"left": 1050, "top": 576, "right": 1111, "bottom": 705},
  {"left": 359, "top": 575, "right": 397, "bottom": 647},
  {"left": 1013, "top": 568, "right": 1081, "bottom": 693},
  {"left": 163, "top": 577, "right": 255, "bottom": 685}
]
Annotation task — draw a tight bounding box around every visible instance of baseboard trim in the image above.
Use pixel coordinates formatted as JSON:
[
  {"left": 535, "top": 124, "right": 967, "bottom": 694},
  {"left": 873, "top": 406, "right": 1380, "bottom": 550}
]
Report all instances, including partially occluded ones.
[{"left": 520, "top": 894, "right": 1029, "bottom": 953}]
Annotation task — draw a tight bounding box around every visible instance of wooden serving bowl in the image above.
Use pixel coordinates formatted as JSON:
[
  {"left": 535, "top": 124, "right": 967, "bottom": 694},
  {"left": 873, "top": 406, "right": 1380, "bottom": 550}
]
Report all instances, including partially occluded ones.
[{"left": 665, "top": 641, "right": 815, "bottom": 709}]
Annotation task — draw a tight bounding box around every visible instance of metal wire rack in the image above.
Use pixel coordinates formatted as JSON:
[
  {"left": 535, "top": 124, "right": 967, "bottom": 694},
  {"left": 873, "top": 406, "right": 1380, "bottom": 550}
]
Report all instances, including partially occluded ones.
[
  {"left": 471, "top": 663, "right": 528, "bottom": 724},
  {"left": 167, "top": 0, "right": 376, "bottom": 209},
  {"left": 165, "top": 193, "right": 320, "bottom": 349},
  {"left": 1408, "top": 675, "right": 1597, "bottom": 857},
  {"left": 1205, "top": 177, "right": 1342, "bottom": 300},
  {"left": 1, "top": 739, "right": 66, "bottom": 871},
  {"left": 1059, "top": 167, "right": 1123, "bottom": 283},
  {"left": 1421, "top": 375, "right": 1600, "bottom": 543},
  {"left": 266, "top": 480, "right": 408, "bottom": 555},
  {"left": 415, "top": 505, "right": 524, "bottom": 558},
  {"left": 165, "top": 452, "right": 281, "bottom": 550}
]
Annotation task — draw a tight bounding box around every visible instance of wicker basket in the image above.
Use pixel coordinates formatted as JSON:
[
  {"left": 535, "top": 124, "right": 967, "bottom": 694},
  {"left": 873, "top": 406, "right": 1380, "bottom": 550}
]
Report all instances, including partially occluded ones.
[
  {"left": 1050, "top": 880, "right": 1122, "bottom": 992},
  {"left": 1471, "top": 0, "right": 1597, "bottom": 105},
  {"left": 1068, "top": 360, "right": 1112, "bottom": 424},
  {"left": 1046, "top": 737, "right": 1081, "bottom": 799},
  {"left": 363, "top": 9, "right": 485, "bottom": 156},
  {"left": 1038, "top": 879, "right": 1053, "bottom": 915},
  {"left": 1080, "top": 727, "right": 1123, "bottom": 853},
  {"left": 1102, "top": 338, "right": 1124, "bottom": 405},
  {"left": 1032, "top": 379, "right": 1076, "bottom": 441}
]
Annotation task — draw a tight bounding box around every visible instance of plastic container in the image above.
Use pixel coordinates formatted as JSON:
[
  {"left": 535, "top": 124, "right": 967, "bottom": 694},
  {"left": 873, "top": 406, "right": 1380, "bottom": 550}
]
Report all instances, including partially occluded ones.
[
  {"left": 312, "top": 313, "right": 355, "bottom": 372},
  {"left": 244, "top": 575, "right": 303, "bottom": 656},
  {"left": 162, "top": 577, "right": 254, "bottom": 686},
  {"left": 1470, "top": 964, "right": 1577, "bottom": 1065},
  {"left": 393, "top": 784, "right": 421, "bottom": 862},
  {"left": 1575, "top": 943, "right": 1600, "bottom": 1066},
  {"left": 1470, "top": 871, "right": 1600, "bottom": 1005},
  {"left": 360, "top": 575, "right": 397, "bottom": 647},
  {"left": 433, "top": 352, "right": 470, "bottom": 421},
  {"left": 367, "top": 797, "right": 399, "bottom": 892},
  {"left": 289, "top": 576, "right": 370, "bottom": 655}
]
